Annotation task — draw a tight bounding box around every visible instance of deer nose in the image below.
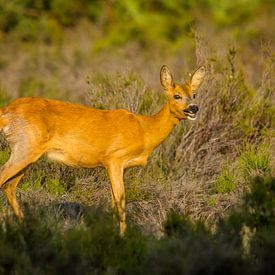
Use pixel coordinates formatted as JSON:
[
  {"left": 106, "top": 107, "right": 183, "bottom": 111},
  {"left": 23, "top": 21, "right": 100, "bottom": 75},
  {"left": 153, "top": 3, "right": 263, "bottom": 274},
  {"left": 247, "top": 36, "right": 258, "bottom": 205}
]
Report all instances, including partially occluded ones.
[{"left": 188, "top": 104, "right": 199, "bottom": 113}]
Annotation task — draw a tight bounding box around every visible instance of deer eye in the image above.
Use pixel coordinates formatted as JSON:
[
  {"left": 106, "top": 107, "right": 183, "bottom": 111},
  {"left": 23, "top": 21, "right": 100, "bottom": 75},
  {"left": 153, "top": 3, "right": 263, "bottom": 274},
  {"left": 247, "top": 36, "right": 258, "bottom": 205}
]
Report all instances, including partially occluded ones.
[
  {"left": 173, "top": 95, "right": 182, "bottom": 100},
  {"left": 193, "top": 93, "right": 196, "bottom": 99}
]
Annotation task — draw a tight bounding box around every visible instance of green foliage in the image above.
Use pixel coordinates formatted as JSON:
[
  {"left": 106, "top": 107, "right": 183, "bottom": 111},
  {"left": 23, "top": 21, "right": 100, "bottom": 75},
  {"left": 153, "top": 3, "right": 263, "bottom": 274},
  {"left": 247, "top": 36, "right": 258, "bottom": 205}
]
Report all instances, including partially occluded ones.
[
  {"left": 20, "top": 176, "right": 43, "bottom": 192},
  {"left": 0, "top": 0, "right": 272, "bottom": 48},
  {"left": 18, "top": 159, "right": 86, "bottom": 195},
  {"left": 208, "top": 0, "right": 261, "bottom": 26},
  {"left": 215, "top": 166, "right": 236, "bottom": 194},
  {"left": 0, "top": 176, "right": 275, "bottom": 274},
  {"left": 220, "top": 176, "right": 275, "bottom": 274},
  {"left": 239, "top": 145, "right": 271, "bottom": 179},
  {"left": 0, "top": 90, "right": 10, "bottom": 108},
  {"left": 250, "top": 226, "right": 275, "bottom": 274},
  {"left": 0, "top": 150, "right": 9, "bottom": 165},
  {"left": 141, "top": 210, "right": 248, "bottom": 275},
  {"left": 207, "top": 197, "right": 217, "bottom": 207},
  {"left": 244, "top": 177, "right": 275, "bottom": 273},
  {"left": 126, "top": 177, "right": 147, "bottom": 202},
  {"left": 212, "top": 144, "right": 271, "bottom": 195},
  {"left": 46, "top": 178, "right": 64, "bottom": 195},
  {"left": 241, "top": 176, "right": 275, "bottom": 229},
  {"left": 164, "top": 211, "right": 208, "bottom": 237},
  {"left": 0, "top": 206, "right": 146, "bottom": 275}
]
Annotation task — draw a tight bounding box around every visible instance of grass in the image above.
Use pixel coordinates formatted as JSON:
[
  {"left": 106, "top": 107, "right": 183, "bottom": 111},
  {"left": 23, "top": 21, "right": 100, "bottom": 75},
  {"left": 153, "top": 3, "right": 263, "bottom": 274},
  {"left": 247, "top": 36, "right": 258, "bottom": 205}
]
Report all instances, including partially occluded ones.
[
  {"left": 215, "top": 167, "right": 236, "bottom": 194},
  {"left": 239, "top": 145, "right": 271, "bottom": 179},
  {"left": 126, "top": 175, "right": 148, "bottom": 202},
  {"left": 45, "top": 178, "right": 65, "bottom": 195},
  {"left": 0, "top": 176, "right": 274, "bottom": 274}
]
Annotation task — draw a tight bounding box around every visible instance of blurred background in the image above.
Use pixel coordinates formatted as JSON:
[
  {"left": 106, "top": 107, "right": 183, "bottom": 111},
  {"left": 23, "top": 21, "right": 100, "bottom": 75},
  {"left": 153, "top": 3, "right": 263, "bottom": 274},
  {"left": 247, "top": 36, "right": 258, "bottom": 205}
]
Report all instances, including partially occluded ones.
[{"left": 0, "top": 0, "right": 274, "bottom": 100}]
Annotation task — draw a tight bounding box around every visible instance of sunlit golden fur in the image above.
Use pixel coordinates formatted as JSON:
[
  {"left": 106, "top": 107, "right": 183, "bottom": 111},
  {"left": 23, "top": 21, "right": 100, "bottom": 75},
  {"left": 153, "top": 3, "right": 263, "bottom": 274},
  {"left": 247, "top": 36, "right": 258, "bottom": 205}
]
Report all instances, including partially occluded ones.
[{"left": 0, "top": 65, "right": 205, "bottom": 235}]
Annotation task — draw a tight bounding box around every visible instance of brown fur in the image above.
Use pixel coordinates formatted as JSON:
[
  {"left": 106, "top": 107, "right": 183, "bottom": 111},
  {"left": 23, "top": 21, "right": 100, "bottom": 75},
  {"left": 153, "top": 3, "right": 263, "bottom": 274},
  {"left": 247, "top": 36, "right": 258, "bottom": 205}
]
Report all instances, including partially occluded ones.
[{"left": 0, "top": 65, "right": 205, "bottom": 235}]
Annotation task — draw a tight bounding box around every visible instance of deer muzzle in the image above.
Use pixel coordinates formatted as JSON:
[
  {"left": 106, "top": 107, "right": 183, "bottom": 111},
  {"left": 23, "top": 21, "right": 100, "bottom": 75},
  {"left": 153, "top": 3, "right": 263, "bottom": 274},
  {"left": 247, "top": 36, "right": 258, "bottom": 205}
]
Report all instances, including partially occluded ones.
[{"left": 183, "top": 104, "right": 199, "bottom": 120}]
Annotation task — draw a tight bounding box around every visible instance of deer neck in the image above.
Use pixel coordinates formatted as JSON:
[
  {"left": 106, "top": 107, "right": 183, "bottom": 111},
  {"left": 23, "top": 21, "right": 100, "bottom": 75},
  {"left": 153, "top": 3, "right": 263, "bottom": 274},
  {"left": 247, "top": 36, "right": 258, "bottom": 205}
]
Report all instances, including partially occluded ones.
[{"left": 142, "top": 103, "right": 179, "bottom": 151}]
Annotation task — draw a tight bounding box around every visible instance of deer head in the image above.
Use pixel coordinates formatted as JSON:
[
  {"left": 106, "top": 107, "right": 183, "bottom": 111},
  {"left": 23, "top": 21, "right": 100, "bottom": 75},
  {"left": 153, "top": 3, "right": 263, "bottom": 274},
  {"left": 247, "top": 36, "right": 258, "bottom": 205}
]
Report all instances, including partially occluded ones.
[{"left": 160, "top": 65, "right": 206, "bottom": 121}]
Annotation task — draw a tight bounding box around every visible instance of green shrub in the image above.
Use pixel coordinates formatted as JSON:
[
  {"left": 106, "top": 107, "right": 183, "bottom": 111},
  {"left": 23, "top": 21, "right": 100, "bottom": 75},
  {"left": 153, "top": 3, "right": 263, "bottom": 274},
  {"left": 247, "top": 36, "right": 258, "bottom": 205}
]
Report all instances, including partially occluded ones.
[
  {"left": 219, "top": 176, "right": 275, "bottom": 257},
  {"left": 0, "top": 206, "right": 147, "bottom": 274},
  {"left": 144, "top": 211, "right": 248, "bottom": 275},
  {"left": 250, "top": 226, "right": 275, "bottom": 275},
  {"left": 242, "top": 176, "right": 275, "bottom": 229},
  {"left": 164, "top": 211, "right": 208, "bottom": 238}
]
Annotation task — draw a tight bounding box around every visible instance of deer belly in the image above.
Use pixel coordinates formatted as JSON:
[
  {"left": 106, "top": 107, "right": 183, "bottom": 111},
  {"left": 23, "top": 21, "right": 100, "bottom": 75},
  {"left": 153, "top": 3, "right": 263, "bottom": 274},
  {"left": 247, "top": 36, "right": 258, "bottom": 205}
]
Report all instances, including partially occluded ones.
[{"left": 46, "top": 149, "right": 101, "bottom": 167}]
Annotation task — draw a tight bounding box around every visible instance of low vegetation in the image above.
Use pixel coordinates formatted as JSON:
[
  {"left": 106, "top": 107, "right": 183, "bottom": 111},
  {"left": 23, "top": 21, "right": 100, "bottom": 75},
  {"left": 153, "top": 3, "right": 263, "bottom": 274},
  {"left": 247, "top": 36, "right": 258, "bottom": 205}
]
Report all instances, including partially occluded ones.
[{"left": 0, "top": 176, "right": 274, "bottom": 274}]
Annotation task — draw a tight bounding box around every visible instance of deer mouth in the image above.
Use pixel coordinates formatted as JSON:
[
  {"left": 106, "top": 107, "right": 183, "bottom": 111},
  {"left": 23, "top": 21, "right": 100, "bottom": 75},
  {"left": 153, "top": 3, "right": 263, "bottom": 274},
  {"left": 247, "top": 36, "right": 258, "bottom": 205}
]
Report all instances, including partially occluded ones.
[
  {"left": 183, "top": 110, "right": 197, "bottom": 120},
  {"left": 183, "top": 104, "right": 199, "bottom": 120}
]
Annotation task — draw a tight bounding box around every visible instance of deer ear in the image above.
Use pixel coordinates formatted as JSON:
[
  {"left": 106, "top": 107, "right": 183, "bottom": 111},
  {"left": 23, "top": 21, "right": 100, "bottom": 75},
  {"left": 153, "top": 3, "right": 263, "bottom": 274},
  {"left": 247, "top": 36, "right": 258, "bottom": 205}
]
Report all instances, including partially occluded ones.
[
  {"left": 160, "top": 65, "right": 174, "bottom": 90},
  {"left": 190, "top": 66, "right": 206, "bottom": 91}
]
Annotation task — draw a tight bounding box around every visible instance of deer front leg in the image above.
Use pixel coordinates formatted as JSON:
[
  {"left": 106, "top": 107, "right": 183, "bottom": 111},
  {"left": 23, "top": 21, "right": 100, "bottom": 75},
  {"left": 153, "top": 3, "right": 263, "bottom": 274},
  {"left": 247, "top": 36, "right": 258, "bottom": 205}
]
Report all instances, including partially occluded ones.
[{"left": 107, "top": 163, "right": 126, "bottom": 236}]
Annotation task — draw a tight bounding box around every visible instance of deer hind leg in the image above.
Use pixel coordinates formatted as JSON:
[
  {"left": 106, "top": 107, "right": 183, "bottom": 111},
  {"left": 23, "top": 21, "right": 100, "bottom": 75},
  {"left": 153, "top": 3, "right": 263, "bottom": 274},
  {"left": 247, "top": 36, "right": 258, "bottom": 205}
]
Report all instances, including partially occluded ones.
[
  {"left": 3, "top": 173, "right": 25, "bottom": 219},
  {"left": 0, "top": 150, "right": 37, "bottom": 188},
  {"left": 0, "top": 145, "right": 45, "bottom": 218},
  {"left": 107, "top": 163, "right": 126, "bottom": 236}
]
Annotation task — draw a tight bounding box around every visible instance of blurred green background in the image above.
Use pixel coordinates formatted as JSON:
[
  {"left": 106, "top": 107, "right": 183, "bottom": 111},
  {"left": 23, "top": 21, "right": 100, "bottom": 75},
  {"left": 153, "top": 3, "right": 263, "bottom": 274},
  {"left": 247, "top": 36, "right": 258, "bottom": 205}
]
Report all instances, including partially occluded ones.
[{"left": 0, "top": 0, "right": 272, "bottom": 46}]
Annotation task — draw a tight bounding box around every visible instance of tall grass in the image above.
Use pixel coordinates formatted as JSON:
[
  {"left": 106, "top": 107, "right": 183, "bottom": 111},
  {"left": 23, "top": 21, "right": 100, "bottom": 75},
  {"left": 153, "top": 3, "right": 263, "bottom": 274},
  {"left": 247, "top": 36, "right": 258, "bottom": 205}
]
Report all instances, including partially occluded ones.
[{"left": 239, "top": 144, "right": 271, "bottom": 179}]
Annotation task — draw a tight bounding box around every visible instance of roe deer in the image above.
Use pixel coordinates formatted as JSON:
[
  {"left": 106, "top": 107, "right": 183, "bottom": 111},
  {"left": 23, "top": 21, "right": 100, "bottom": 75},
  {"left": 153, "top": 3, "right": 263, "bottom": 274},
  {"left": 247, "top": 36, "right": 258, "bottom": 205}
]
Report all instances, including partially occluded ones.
[{"left": 0, "top": 65, "right": 205, "bottom": 235}]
